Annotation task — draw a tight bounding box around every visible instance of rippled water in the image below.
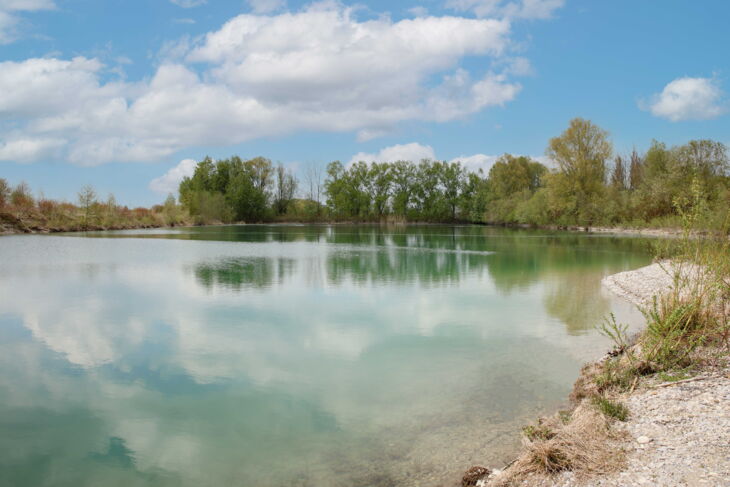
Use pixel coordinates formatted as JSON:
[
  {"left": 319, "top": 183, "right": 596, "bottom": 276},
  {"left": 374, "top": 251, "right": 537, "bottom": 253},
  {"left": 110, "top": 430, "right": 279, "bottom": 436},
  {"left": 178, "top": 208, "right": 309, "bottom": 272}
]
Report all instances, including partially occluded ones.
[{"left": 0, "top": 225, "right": 653, "bottom": 487}]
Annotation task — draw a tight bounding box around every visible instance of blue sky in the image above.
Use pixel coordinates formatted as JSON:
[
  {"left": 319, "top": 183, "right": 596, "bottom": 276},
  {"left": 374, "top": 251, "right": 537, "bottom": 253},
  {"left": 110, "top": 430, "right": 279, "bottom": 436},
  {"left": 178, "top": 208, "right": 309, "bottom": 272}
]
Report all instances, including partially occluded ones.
[{"left": 1, "top": 0, "right": 728, "bottom": 206}]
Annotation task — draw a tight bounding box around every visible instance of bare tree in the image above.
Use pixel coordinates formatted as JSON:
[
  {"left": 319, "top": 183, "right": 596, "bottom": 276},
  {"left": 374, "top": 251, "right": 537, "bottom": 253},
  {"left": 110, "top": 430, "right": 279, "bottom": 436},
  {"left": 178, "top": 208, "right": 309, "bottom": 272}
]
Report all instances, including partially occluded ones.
[
  {"left": 78, "top": 184, "right": 97, "bottom": 229},
  {"left": 304, "top": 163, "right": 324, "bottom": 215},
  {"left": 274, "top": 164, "right": 298, "bottom": 215},
  {"left": 0, "top": 178, "right": 9, "bottom": 208}
]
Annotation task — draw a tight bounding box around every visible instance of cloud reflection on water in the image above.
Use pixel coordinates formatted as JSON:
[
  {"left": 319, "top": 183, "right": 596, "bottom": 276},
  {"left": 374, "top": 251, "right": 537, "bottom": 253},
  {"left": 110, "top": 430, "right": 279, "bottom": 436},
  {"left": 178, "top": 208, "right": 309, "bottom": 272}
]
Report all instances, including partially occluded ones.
[{"left": 0, "top": 226, "right": 653, "bottom": 486}]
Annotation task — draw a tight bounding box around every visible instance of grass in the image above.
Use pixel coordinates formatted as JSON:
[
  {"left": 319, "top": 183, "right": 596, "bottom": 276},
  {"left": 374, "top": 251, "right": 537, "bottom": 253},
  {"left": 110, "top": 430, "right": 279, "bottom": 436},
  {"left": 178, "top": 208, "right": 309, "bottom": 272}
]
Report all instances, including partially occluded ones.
[
  {"left": 522, "top": 423, "right": 555, "bottom": 441},
  {"left": 657, "top": 370, "right": 692, "bottom": 382},
  {"left": 592, "top": 397, "right": 629, "bottom": 422}
]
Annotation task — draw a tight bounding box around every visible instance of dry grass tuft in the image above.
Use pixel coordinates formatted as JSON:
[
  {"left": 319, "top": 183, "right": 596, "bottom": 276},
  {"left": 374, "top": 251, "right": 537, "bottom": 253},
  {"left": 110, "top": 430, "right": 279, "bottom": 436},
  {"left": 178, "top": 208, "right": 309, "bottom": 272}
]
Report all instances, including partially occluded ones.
[{"left": 489, "top": 403, "right": 626, "bottom": 486}]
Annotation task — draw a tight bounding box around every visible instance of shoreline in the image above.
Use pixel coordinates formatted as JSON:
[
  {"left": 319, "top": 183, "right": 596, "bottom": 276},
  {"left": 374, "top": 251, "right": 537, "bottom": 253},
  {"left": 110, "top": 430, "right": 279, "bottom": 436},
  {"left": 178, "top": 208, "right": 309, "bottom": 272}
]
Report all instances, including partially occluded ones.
[
  {"left": 0, "top": 217, "right": 695, "bottom": 239},
  {"left": 467, "top": 262, "right": 729, "bottom": 487}
]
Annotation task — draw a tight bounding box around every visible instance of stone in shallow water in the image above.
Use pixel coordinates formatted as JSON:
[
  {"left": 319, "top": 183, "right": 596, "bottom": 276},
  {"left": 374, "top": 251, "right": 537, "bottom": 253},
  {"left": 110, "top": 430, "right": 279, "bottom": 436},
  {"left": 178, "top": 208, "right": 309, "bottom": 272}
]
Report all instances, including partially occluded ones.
[
  {"left": 637, "top": 436, "right": 652, "bottom": 444},
  {"left": 462, "top": 466, "right": 491, "bottom": 486}
]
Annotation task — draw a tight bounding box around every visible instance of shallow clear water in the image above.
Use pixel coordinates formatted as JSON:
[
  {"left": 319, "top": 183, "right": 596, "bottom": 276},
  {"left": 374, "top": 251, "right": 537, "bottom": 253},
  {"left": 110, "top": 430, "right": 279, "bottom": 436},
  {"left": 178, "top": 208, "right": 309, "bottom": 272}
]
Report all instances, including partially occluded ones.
[{"left": 0, "top": 225, "right": 653, "bottom": 487}]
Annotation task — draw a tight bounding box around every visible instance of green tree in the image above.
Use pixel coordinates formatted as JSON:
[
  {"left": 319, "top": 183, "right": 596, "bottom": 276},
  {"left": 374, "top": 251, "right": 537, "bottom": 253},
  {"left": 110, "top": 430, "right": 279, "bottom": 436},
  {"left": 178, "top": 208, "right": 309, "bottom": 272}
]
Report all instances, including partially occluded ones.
[
  {"left": 368, "top": 162, "right": 392, "bottom": 218},
  {"left": 440, "top": 161, "right": 466, "bottom": 221},
  {"left": 611, "top": 155, "right": 627, "bottom": 190},
  {"left": 629, "top": 149, "right": 643, "bottom": 191},
  {"left": 390, "top": 160, "right": 417, "bottom": 218},
  {"left": 546, "top": 118, "right": 612, "bottom": 224},
  {"left": 413, "top": 160, "right": 446, "bottom": 221},
  {"left": 485, "top": 155, "right": 547, "bottom": 223}
]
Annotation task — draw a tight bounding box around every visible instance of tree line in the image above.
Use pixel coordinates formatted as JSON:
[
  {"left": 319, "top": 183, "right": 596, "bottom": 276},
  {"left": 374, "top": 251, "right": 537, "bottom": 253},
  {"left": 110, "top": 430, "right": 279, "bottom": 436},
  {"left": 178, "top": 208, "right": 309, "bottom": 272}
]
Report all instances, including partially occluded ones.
[
  {"left": 178, "top": 118, "right": 729, "bottom": 229},
  {"left": 3, "top": 117, "right": 727, "bottom": 233},
  {"left": 0, "top": 180, "right": 187, "bottom": 232}
]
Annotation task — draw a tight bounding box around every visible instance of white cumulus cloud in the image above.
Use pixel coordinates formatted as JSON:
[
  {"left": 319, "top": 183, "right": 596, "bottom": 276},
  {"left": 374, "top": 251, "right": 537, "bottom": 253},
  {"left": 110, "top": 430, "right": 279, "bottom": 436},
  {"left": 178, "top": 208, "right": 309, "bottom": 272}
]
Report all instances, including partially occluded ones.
[
  {"left": 0, "top": 136, "right": 65, "bottom": 162},
  {"left": 643, "top": 76, "right": 726, "bottom": 122},
  {"left": 350, "top": 144, "right": 546, "bottom": 174},
  {"left": 449, "top": 153, "right": 499, "bottom": 172},
  {"left": 149, "top": 159, "right": 198, "bottom": 194},
  {"left": 349, "top": 143, "right": 436, "bottom": 165},
  {"left": 0, "top": 3, "right": 536, "bottom": 165}
]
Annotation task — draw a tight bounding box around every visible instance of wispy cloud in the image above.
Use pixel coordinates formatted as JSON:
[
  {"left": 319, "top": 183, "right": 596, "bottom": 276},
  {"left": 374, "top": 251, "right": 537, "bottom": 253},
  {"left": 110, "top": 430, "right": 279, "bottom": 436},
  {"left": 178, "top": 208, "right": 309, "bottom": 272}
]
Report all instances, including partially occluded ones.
[
  {"left": 247, "top": 0, "right": 286, "bottom": 14},
  {"left": 169, "top": 0, "right": 206, "bottom": 8},
  {"left": 445, "top": 0, "right": 565, "bottom": 19},
  {"left": 0, "top": 0, "right": 55, "bottom": 44}
]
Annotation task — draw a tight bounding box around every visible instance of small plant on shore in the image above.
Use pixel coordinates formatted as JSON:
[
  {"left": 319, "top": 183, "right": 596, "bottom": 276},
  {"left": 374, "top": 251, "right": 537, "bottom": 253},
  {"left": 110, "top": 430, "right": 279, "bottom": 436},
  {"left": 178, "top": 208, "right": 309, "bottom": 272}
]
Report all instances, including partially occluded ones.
[
  {"left": 592, "top": 396, "right": 629, "bottom": 422},
  {"left": 522, "top": 422, "right": 555, "bottom": 441},
  {"left": 642, "top": 296, "right": 708, "bottom": 370},
  {"left": 558, "top": 410, "right": 572, "bottom": 424},
  {"left": 592, "top": 357, "right": 637, "bottom": 393},
  {"left": 597, "top": 313, "right": 634, "bottom": 360}
]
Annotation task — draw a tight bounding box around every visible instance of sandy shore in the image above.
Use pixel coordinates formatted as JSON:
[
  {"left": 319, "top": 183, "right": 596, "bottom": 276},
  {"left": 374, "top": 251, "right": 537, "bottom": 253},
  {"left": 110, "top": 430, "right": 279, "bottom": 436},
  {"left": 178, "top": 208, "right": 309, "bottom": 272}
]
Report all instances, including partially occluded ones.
[{"left": 474, "top": 262, "right": 729, "bottom": 487}]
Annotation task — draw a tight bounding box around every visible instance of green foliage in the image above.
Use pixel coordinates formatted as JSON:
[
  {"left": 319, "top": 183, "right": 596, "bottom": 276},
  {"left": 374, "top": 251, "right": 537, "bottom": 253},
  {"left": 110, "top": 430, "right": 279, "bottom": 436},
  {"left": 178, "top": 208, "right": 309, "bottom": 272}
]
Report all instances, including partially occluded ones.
[
  {"left": 179, "top": 156, "right": 274, "bottom": 224},
  {"left": 546, "top": 118, "right": 612, "bottom": 225},
  {"left": 323, "top": 158, "right": 480, "bottom": 222},
  {"left": 592, "top": 396, "right": 629, "bottom": 421},
  {"left": 172, "top": 121, "right": 728, "bottom": 228},
  {"left": 657, "top": 371, "right": 692, "bottom": 383},
  {"left": 593, "top": 358, "right": 636, "bottom": 392},
  {"left": 597, "top": 314, "right": 632, "bottom": 359},
  {"left": 485, "top": 155, "right": 547, "bottom": 223}
]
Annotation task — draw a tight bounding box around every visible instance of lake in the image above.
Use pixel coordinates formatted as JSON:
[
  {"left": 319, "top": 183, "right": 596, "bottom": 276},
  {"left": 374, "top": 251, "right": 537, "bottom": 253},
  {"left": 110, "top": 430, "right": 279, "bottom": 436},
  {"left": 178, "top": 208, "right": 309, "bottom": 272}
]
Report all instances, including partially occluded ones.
[{"left": 0, "top": 225, "right": 653, "bottom": 487}]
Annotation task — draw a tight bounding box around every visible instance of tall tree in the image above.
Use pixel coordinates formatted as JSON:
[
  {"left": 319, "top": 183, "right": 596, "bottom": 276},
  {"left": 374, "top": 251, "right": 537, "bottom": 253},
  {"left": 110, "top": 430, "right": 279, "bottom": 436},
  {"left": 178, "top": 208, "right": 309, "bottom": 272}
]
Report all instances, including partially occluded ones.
[
  {"left": 629, "top": 149, "right": 643, "bottom": 191},
  {"left": 546, "top": 118, "right": 612, "bottom": 224},
  {"left": 390, "top": 160, "right": 416, "bottom": 218},
  {"left": 611, "top": 155, "right": 627, "bottom": 190},
  {"left": 368, "top": 162, "right": 392, "bottom": 218},
  {"left": 440, "top": 161, "right": 466, "bottom": 221},
  {"left": 274, "top": 164, "right": 298, "bottom": 215}
]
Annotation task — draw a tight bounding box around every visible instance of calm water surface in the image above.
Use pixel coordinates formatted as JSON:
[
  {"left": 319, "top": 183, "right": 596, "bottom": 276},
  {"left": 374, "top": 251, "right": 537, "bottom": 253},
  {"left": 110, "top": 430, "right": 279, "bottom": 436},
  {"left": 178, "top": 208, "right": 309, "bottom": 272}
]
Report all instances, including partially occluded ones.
[{"left": 0, "top": 225, "right": 653, "bottom": 487}]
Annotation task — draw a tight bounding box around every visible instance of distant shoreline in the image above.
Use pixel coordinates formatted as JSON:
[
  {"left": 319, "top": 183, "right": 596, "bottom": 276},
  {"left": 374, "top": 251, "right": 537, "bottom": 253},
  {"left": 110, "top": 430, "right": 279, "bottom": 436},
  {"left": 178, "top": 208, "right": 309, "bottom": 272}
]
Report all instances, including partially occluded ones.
[{"left": 0, "top": 215, "right": 692, "bottom": 239}]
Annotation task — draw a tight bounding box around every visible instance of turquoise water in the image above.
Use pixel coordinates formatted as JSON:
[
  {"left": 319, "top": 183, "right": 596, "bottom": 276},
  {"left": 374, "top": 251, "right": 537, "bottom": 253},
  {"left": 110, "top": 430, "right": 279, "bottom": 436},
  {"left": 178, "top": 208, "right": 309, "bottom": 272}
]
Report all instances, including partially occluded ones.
[{"left": 0, "top": 225, "right": 653, "bottom": 487}]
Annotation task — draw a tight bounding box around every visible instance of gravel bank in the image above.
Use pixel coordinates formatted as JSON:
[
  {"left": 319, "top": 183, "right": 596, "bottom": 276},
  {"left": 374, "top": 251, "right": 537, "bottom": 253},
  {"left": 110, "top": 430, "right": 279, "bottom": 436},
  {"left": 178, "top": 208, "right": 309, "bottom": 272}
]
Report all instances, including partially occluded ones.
[
  {"left": 598, "top": 263, "right": 730, "bottom": 487},
  {"left": 601, "top": 262, "right": 675, "bottom": 307},
  {"left": 509, "top": 365, "right": 730, "bottom": 487},
  {"left": 479, "top": 263, "right": 729, "bottom": 487},
  {"left": 597, "top": 369, "right": 730, "bottom": 487}
]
